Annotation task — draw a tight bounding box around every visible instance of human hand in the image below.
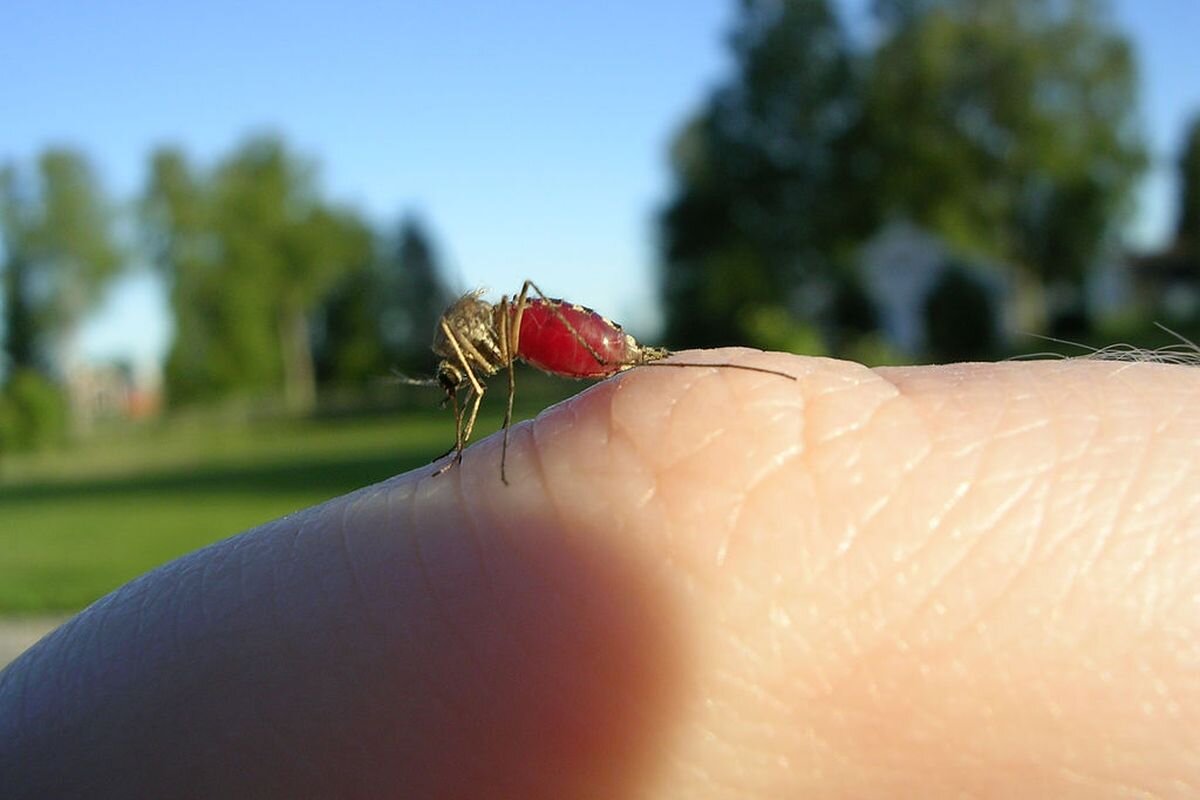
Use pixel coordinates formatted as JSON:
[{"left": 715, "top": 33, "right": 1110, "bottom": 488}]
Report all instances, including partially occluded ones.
[{"left": 2, "top": 352, "right": 1198, "bottom": 798}]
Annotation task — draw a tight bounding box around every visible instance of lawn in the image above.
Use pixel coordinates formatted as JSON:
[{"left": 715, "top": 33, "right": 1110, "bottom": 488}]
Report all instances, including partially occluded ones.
[{"left": 0, "top": 394, "right": 552, "bottom": 613}]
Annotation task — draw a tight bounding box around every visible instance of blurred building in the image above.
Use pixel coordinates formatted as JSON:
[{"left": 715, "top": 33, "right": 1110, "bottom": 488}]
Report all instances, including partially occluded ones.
[
  {"left": 858, "top": 219, "right": 1014, "bottom": 357},
  {"left": 1128, "top": 247, "right": 1200, "bottom": 322},
  {"left": 64, "top": 361, "right": 162, "bottom": 431}
]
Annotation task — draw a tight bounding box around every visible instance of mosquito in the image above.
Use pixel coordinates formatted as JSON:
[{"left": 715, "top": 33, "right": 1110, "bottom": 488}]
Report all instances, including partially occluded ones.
[{"left": 401, "top": 280, "right": 796, "bottom": 483}]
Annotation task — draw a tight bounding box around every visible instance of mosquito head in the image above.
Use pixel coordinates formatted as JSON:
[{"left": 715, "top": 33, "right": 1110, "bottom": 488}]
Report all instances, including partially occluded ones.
[{"left": 435, "top": 359, "right": 465, "bottom": 404}]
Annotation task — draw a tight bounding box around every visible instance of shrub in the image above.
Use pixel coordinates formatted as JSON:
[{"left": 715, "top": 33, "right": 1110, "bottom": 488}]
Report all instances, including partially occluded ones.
[{"left": 0, "top": 370, "right": 69, "bottom": 453}]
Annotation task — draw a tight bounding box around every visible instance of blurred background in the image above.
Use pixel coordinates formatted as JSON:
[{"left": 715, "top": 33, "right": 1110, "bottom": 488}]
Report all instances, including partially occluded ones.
[{"left": 2, "top": 0, "right": 1199, "bottom": 657}]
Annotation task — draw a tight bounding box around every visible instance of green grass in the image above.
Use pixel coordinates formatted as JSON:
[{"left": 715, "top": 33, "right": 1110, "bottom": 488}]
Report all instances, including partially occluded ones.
[{"left": 0, "top": 402, "right": 540, "bottom": 613}]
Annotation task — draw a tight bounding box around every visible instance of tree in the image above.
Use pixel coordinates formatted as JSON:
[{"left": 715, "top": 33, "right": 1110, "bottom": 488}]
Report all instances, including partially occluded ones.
[
  {"left": 659, "top": 0, "right": 873, "bottom": 348},
  {"left": 661, "top": 0, "right": 1143, "bottom": 352},
  {"left": 387, "top": 216, "right": 453, "bottom": 370},
  {"left": 1, "top": 150, "right": 121, "bottom": 376},
  {"left": 923, "top": 261, "right": 999, "bottom": 361},
  {"left": 1176, "top": 114, "right": 1200, "bottom": 257},
  {"left": 315, "top": 215, "right": 452, "bottom": 386},
  {"left": 141, "top": 137, "right": 371, "bottom": 410},
  {"left": 212, "top": 138, "right": 372, "bottom": 412},
  {"left": 142, "top": 148, "right": 250, "bottom": 403},
  {"left": 867, "top": 0, "right": 1144, "bottom": 330}
]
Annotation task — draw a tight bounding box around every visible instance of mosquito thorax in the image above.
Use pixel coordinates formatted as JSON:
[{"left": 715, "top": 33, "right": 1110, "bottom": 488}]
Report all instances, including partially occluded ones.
[{"left": 433, "top": 291, "right": 505, "bottom": 374}]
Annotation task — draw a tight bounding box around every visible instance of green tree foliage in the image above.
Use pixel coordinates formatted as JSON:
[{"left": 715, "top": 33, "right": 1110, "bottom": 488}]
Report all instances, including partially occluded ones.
[
  {"left": 1176, "top": 114, "right": 1200, "bottom": 256},
  {"left": 142, "top": 137, "right": 371, "bottom": 410},
  {"left": 388, "top": 216, "right": 453, "bottom": 370},
  {"left": 315, "top": 266, "right": 390, "bottom": 388},
  {"left": 660, "top": 0, "right": 873, "bottom": 348},
  {"left": 141, "top": 148, "right": 247, "bottom": 404},
  {"left": 868, "top": 0, "right": 1144, "bottom": 326},
  {"left": 1, "top": 150, "right": 121, "bottom": 375},
  {"left": 923, "top": 262, "right": 999, "bottom": 362},
  {"left": 0, "top": 369, "right": 68, "bottom": 453},
  {"left": 660, "top": 0, "right": 1143, "bottom": 351},
  {"left": 314, "top": 215, "right": 452, "bottom": 386}
]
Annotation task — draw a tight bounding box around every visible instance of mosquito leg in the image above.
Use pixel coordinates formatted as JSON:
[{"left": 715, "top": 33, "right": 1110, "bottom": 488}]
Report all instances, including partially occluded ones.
[
  {"left": 432, "top": 322, "right": 489, "bottom": 477},
  {"left": 440, "top": 321, "right": 487, "bottom": 408},
  {"left": 432, "top": 389, "right": 468, "bottom": 476},
  {"left": 509, "top": 282, "right": 530, "bottom": 360},
  {"left": 460, "top": 385, "right": 485, "bottom": 461},
  {"left": 498, "top": 299, "right": 518, "bottom": 485}
]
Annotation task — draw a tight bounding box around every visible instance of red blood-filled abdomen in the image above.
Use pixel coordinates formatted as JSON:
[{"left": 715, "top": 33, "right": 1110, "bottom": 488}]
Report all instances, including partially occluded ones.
[{"left": 512, "top": 299, "right": 629, "bottom": 378}]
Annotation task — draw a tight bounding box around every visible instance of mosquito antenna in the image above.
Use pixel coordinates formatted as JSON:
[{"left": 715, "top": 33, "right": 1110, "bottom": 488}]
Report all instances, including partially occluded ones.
[{"left": 388, "top": 369, "right": 441, "bottom": 388}]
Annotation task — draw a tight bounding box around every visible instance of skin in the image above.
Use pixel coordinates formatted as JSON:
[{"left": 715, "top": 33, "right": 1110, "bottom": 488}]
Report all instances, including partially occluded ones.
[{"left": 1, "top": 351, "right": 1198, "bottom": 798}]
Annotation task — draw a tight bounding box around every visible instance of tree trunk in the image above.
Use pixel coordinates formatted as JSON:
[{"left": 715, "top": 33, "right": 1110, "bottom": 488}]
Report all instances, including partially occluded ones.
[
  {"left": 3, "top": 257, "right": 38, "bottom": 374},
  {"left": 279, "top": 303, "right": 316, "bottom": 415}
]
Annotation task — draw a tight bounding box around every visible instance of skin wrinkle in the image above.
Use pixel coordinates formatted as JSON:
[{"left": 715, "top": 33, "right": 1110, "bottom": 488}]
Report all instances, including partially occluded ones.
[
  {"left": 1053, "top": 426, "right": 1158, "bottom": 637},
  {"left": 1056, "top": 761, "right": 1163, "bottom": 800},
  {"left": 899, "top": 478, "right": 1041, "bottom": 651},
  {"left": 606, "top": 386, "right": 665, "bottom": 518},
  {"left": 522, "top": 409, "right": 630, "bottom": 623},
  {"left": 128, "top": 569, "right": 155, "bottom": 665},
  {"left": 457, "top": 428, "right": 645, "bottom": 723},
  {"left": 203, "top": 517, "right": 272, "bottom": 630},
  {"left": 385, "top": 477, "right": 482, "bottom": 738},
  {"left": 1073, "top": 420, "right": 1154, "bottom": 576},
  {"left": 163, "top": 556, "right": 192, "bottom": 683},
  {"left": 1104, "top": 362, "right": 1180, "bottom": 412},
  {"left": 249, "top": 511, "right": 345, "bottom": 787},
  {"left": 397, "top": 477, "right": 514, "bottom": 778},
  {"left": 716, "top": 439, "right": 806, "bottom": 568},
  {"left": 226, "top": 522, "right": 252, "bottom": 629},
  {"left": 802, "top": 371, "right": 919, "bottom": 590},
  {"left": 451, "top": 446, "right": 603, "bottom": 723},
  {"left": 669, "top": 422, "right": 731, "bottom": 475},
  {"left": 737, "top": 442, "right": 804, "bottom": 510},
  {"left": 607, "top": 362, "right": 754, "bottom": 571},
  {"left": 1159, "top": 552, "right": 1200, "bottom": 629},
  {"left": 632, "top": 364, "right": 692, "bottom": 436},
  {"left": 1091, "top": 520, "right": 1168, "bottom": 643},
  {"left": 398, "top": 489, "right": 501, "bottom": 796},
  {"left": 806, "top": 367, "right": 1113, "bottom": 782},
  {"left": 633, "top": 479, "right": 659, "bottom": 512},
  {"left": 809, "top": 384, "right": 890, "bottom": 445},
  {"left": 922, "top": 479, "right": 973, "bottom": 535},
  {"left": 408, "top": 484, "right": 507, "bottom": 704},
  {"left": 334, "top": 484, "right": 379, "bottom": 627},
  {"left": 834, "top": 427, "right": 931, "bottom": 566},
  {"left": 210, "top": 546, "right": 314, "bottom": 786},
  {"left": 195, "top": 532, "right": 218, "bottom": 633},
  {"left": 828, "top": 490, "right": 950, "bottom": 639},
  {"left": 442, "top": 407, "right": 690, "bottom": 793},
  {"left": 265, "top": 509, "right": 311, "bottom": 666},
  {"left": 940, "top": 508, "right": 1053, "bottom": 661},
  {"left": 1014, "top": 487, "right": 1107, "bottom": 622},
  {"left": 651, "top": 365, "right": 746, "bottom": 475},
  {"left": 975, "top": 373, "right": 1190, "bottom": 787},
  {"left": 527, "top": 395, "right": 568, "bottom": 530}
]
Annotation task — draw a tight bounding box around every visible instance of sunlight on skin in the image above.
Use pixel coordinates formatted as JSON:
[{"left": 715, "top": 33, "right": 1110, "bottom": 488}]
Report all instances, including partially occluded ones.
[{"left": 2, "top": 352, "right": 1198, "bottom": 798}]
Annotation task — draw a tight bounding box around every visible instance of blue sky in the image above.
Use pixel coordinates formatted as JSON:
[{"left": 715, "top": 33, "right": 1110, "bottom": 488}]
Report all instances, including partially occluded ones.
[{"left": 2, "top": 0, "right": 1198, "bottom": 376}]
